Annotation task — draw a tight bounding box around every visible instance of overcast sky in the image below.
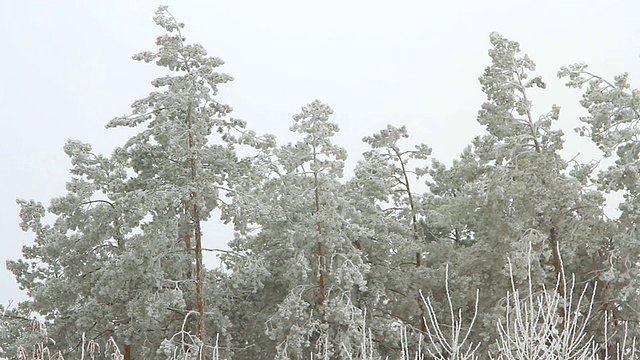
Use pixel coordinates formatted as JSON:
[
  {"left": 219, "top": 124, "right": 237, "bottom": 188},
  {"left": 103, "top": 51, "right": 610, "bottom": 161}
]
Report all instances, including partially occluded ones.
[{"left": 2, "top": 0, "right": 639, "bottom": 306}]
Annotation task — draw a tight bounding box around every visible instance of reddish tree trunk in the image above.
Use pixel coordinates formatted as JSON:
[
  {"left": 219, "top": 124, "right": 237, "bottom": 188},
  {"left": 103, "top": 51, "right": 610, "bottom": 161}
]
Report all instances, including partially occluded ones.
[
  {"left": 549, "top": 227, "right": 565, "bottom": 298},
  {"left": 186, "top": 102, "right": 205, "bottom": 360},
  {"left": 194, "top": 200, "right": 205, "bottom": 357}
]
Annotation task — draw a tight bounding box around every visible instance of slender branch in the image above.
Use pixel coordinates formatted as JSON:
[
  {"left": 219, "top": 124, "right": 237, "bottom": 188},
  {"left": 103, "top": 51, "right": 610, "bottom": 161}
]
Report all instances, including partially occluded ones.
[
  {"left": 79, "top": 199, "right": 124, "bottom": 249},
  {"left": 201, "top": 248, "right": 242, "bottom": 256}
]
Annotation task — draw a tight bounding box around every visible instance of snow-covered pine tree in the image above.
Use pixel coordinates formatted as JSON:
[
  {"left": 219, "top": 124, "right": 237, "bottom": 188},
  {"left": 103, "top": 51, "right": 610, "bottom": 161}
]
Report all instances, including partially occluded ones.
[
  {"left": 347, "top": 125, "right": 433, "bottom": 355},
  {"left": 424, "top": 32, "right": 606, "bottom": 355},
  {"left": 7, "top": 6, "right": 255, "bottom": 359},
  {"left": 224, "top": 101, "right": 371, "bottom": 359},
  {"left": 559, "top": 63, "right": 640, "bottom": 356}
]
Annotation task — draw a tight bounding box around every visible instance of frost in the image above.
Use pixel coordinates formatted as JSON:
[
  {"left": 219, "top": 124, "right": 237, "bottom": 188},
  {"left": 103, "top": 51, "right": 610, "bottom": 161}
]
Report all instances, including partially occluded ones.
[{"left": 6, "top": 14, "right": 640, "bottom": 359}]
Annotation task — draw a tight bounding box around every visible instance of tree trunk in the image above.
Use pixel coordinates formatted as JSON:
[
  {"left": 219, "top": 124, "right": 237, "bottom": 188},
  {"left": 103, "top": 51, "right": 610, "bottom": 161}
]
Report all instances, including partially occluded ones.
[
  {"left": 549, "top": 226, "right": 567, "bottom": 333},
  {"left": 194, "top": 200, "right": 205, "bottom": 360},
  {"left": 395, "top": 149, "right": 429, "bottom": 346},
  {"left": 186, "top": 101, "right": 205, "bottom": 359},
  {"left": 313, "top": 144, "right": 326, "bottom": 312},
  {"left": 549, "top": 227, "right": 565, "bottom": 298}
]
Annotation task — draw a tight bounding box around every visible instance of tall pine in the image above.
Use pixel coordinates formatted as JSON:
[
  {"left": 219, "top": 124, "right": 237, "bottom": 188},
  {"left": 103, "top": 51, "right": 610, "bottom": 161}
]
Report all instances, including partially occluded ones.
[
  {"left": 8, "top": 6, "right": 249, "bottom": 359},
  {"left": 225, "top": 101, "right": 371, "bottom": 359}
]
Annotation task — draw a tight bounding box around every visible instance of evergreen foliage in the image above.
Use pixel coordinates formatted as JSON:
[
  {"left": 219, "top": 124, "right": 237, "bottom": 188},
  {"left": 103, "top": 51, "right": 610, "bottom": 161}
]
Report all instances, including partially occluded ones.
[{"left": 4, "top": 6, "right": 640, "bottom": 360}]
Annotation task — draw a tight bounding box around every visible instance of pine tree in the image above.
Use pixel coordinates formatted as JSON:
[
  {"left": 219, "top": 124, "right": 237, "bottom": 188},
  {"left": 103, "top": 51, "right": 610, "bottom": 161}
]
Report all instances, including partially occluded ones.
[
  {"left": 423, "top": 32, "right": 607, "bottom": 355},
  {"left": 559, "top": 63, "right": 640, "bottom": 356},
  {"left": 7, "top": 6, "right": 252, "bottom": 359},
  {"left": 225, "top": 101, "right": 371, "bottom": 359},
  {"left": 347, "top": 125, "right": 433, "bottom": 355}
]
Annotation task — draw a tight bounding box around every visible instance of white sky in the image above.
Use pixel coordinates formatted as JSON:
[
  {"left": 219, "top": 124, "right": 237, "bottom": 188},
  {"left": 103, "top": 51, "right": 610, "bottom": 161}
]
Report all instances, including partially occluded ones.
[{"left": 1, "top": 0, "right": 639, "bottom": 306}]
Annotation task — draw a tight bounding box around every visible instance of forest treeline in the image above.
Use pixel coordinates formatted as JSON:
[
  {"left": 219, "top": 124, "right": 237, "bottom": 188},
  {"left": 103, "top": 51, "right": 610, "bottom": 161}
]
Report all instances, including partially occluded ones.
[{"left": 2, "top": 6, "right": 640, "bottom": 360}]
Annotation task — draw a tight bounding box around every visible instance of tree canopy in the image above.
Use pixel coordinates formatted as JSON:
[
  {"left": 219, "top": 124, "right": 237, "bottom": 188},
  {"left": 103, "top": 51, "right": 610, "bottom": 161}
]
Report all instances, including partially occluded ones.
[{"left": 3, "top": 6, "right": 640, "bottom": 360}]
